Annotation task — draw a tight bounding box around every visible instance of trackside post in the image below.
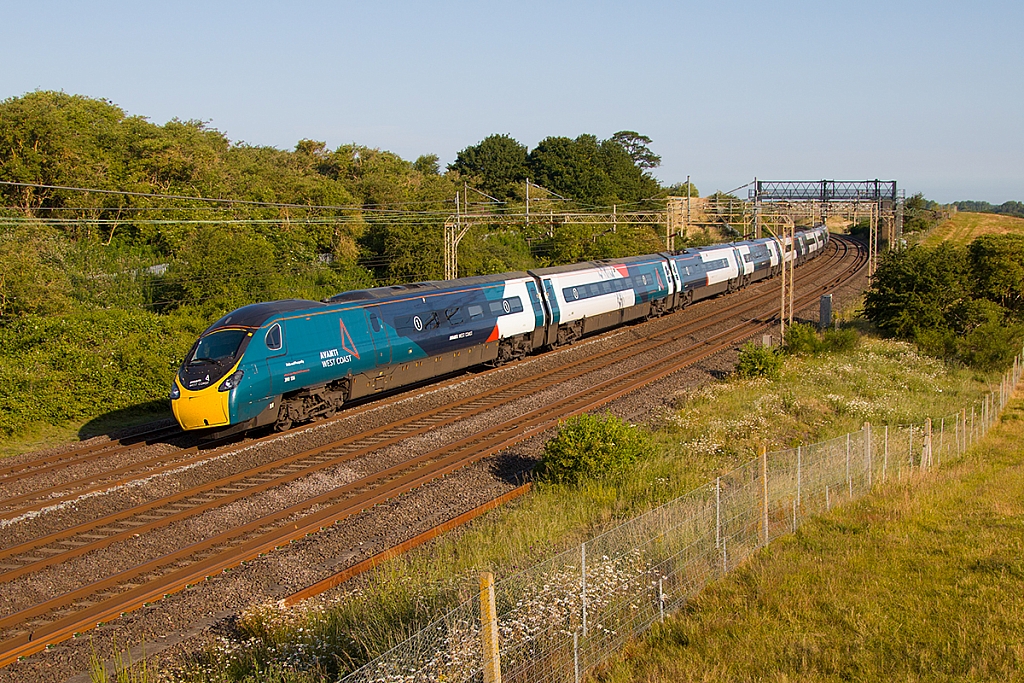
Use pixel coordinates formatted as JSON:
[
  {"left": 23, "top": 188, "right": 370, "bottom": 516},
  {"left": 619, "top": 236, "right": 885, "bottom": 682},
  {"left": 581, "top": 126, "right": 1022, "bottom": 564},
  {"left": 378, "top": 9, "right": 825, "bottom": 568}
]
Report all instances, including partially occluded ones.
[{"left": 480, "top": 572, "right": 501, "bottom": 683}]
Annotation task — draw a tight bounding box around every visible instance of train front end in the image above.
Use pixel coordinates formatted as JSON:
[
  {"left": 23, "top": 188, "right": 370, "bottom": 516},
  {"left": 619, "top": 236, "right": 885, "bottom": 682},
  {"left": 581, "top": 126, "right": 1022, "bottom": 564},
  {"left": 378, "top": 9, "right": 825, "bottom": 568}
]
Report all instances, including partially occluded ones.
[{"left": 170, "top": 326, "right": 253, "bottom": 430}]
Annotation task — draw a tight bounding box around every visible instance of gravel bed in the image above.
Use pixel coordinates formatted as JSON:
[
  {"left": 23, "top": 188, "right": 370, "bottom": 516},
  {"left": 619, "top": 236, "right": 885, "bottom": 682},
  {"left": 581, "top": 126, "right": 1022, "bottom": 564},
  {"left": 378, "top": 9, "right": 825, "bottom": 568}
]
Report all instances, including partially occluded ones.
[{"left": 0, "top": 249, "right": 867, "bottom": 682}]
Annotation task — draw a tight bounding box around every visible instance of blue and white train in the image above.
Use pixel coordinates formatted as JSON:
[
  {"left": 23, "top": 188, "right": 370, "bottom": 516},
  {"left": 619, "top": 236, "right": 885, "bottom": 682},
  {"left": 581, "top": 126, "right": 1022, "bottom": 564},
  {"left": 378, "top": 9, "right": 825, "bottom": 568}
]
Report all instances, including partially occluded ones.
[{"left": 170, "top": 226, "right": 829, "bottom": 432}]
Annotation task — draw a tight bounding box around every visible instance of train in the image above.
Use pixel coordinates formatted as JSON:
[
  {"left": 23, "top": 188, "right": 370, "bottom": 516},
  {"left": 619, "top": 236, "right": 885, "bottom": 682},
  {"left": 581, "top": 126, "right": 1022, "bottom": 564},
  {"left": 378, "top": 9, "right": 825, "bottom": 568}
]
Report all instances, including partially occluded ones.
[{"left": 170, "top": 225, "right": 829, "bottom": 433}]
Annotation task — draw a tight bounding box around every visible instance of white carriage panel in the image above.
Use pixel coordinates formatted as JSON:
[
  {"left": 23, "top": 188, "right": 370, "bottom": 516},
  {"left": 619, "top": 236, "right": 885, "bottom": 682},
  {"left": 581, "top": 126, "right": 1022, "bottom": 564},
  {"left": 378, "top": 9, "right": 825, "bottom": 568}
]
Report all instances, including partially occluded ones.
[
  {"left": 782, "top": 236, "right": 796, "bottom": 264},
  {"left": 546, "top": 267, "right": 635, "bottom": 324},
  {"left": 495, "top": 279, "right": 538, "bottom": 338},
  {"left": 734, "top": 245, "right": 753, "bottom": 276},
  {"left": 667, "top": 260, "right": 682, "bottom": 295},
  {"left": 701, "top": 247, "right": 739, "bottom": 286}
]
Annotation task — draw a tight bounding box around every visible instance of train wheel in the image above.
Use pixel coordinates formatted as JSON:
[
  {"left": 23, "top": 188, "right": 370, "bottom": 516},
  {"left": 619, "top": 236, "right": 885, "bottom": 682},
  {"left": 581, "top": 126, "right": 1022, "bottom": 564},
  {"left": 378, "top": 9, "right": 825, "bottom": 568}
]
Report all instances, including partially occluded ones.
[{"left": 274, "top": 404, "right": 294, "bottom": 431}]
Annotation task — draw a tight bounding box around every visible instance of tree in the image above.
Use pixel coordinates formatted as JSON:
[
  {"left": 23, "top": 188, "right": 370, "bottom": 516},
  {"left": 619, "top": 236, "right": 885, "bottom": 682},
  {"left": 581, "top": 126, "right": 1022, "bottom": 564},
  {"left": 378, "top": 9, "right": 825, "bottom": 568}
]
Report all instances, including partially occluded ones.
[
  {"left": 862, "top": 240, "right": 1024, "bottom": 368},
  {"left": 902, "top": 193, "right": 945, "bottom": 233},
  {"left": 166, "top": 226, "right": 280, "bottom": 314},
  {"left": 527, "top": 134, "right": 660, "bottom": 207},
  {"left": 448, "top": 134, "right": 528, "bottom": 201},
  {"left": 413, "top": 154, "right": 440, "bottom": 176},
  {"left": 0, "top": 223, "right": 70, "bottom": 318},
  {"left": 664, "top": 181, "right": 699, "bottom": 197},
  {"left": 863, "top": 243, "right": 969, "bottom": 340},
  {"left": 610, "top": 131, "right": 661, "bottom": 170},
  {"left": 968, "top": 234, "right": 1024, "bottom": 314}
]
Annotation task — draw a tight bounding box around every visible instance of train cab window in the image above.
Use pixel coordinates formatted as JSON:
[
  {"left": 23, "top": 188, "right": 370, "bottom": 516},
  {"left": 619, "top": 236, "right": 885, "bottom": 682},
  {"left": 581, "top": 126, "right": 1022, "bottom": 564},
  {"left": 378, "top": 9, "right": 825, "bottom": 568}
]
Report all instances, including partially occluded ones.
[
  {"left": 369, "top": 313, "right": 383, "bottom": 333},
  {"left": 468, "top": 304, "right": 484, "bottom": 320},
  {"left": 265, "top": 323, "right": 283, "bottom": 351}
]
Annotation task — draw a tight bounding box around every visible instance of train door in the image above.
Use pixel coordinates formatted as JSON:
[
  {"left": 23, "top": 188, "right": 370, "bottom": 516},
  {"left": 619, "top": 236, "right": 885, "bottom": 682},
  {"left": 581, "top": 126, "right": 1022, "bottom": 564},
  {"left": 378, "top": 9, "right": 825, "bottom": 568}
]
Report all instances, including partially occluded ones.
[
  {"left": 364, "top": 306, "right": 392, "bottom": 366},
  {"left": 525, "top": 279, "right": 546, "bottom": 329},
  {"left": 541, "top": 278, "right": 561, "bottom": 346},
  {"left": 665, "top": 257, "right": 682, "bottom": 307},
  {"left": 264, "top": 322, "right": 289, "bottom": 397}
]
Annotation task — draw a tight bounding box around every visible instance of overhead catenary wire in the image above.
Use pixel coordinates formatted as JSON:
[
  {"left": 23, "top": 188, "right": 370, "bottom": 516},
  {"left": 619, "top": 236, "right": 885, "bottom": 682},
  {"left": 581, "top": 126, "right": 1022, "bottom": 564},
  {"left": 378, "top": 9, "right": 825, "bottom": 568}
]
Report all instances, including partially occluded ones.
[{"left": 0, "top": 180, "right": 466, "bottom": 213}]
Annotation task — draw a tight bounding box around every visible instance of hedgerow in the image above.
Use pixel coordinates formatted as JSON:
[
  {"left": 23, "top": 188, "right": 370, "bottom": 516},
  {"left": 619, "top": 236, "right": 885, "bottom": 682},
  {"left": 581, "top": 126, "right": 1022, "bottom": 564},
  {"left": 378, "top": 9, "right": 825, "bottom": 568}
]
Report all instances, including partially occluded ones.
[{"left": 0, "top": 309, "right": 205, "bottom": 436}]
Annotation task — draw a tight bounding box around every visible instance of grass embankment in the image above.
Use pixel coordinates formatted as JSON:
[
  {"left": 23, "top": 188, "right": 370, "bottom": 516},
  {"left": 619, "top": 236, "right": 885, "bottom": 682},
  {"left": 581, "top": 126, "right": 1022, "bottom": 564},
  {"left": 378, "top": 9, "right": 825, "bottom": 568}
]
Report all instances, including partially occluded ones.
[
  {"left": 161, "top": 334, "right": 998, "bottom": 682},
  {"left": 594, "top": 392, "right": 1024, "bottom": 682},
  {"left": 0, "top": 309, "right": 202, "bottom": 458},
  {"left": 921, "top": 211, "right": 1024, "bottom": 246}
]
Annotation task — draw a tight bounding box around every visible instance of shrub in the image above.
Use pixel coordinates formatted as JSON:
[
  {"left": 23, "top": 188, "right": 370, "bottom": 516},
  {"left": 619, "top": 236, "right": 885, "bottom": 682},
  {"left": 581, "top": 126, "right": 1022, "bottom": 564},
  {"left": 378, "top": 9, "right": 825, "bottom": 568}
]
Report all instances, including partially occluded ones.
[
  {"left": 735, "top": 342, "right": 783, "bottom": 380},
  {"left": 784, "top": 323, "right": 823, "bottom": 354},
  {"left": 784, "top": 323, "right": 859, "bottom": 355},
  {"left": 822, "top": 327, "right": 859, "bottom": 353},
  {"left": 537, "top": 413, "right": 651, "bottom": 485},
  {"left": 0, "top": 308, "right": 206, "bottom": 437}
]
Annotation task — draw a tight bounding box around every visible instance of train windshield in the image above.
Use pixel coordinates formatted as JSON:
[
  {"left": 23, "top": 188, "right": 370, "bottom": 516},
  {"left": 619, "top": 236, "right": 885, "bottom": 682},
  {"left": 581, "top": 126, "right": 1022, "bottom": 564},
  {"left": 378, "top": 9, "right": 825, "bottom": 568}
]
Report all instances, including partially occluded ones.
[{"left": 190, "top": 329, "right": 249, "bottom": 366}]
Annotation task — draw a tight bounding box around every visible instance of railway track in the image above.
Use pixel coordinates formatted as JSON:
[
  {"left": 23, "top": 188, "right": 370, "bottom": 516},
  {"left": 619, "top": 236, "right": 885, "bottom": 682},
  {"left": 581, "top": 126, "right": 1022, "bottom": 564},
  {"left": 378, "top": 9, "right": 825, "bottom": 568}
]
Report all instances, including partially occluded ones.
[
  {"left": 0, "top": 237, "right": 865, "bottom": 668},
  {"left": 0, "top": 239, "right": 849, "bottom": 520}
]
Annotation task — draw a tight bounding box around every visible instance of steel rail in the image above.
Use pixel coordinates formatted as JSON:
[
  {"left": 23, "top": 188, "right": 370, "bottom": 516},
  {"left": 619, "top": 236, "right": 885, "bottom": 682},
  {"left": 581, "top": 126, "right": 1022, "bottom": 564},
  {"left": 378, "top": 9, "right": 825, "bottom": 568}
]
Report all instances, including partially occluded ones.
[
  {"left": 0, "top": 238, "right": 846, "bottom": 524},
  {"left": 0, "top": 241, "right": 851, "bottom": 588},
  {"left": 0, "top": 425, "right": 182, "bottom": 480},
  {"left": 0, "top": 238, "right": 865, "bottom": 667},
  {"left": 0, "top": 250, "right": 840, "bottom": 578}
]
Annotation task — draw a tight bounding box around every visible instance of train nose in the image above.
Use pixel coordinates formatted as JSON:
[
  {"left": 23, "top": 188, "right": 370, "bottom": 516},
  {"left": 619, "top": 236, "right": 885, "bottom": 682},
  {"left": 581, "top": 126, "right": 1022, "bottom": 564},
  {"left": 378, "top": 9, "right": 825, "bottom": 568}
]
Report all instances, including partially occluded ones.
[{"left": 171, "top": 376, "right": 231, "bottom": 430}]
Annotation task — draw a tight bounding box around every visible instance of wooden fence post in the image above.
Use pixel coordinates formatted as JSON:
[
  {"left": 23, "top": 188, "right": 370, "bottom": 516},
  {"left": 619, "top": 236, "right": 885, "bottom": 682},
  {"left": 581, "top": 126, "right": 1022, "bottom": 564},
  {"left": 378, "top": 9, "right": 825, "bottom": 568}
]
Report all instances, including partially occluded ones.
[
  {"left": 481, "top": 572, "right": 501, "bottom": 683},
  {"left": 924, "top": 418, "right": 932, "bottom": 469},
  {"left": 761, "top": 446, "right": 769, "bottom": 545},
  {"left": 864, "top": 422, "right": 872, "bottom": 488}
]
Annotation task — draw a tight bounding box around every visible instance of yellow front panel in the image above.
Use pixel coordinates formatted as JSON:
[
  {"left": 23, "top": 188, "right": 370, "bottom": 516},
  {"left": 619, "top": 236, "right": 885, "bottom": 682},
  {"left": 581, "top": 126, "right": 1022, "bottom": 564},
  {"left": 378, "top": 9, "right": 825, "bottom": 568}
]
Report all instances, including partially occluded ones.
[{"left": 171, "top": 375, "right": 231, "bottom": 430}]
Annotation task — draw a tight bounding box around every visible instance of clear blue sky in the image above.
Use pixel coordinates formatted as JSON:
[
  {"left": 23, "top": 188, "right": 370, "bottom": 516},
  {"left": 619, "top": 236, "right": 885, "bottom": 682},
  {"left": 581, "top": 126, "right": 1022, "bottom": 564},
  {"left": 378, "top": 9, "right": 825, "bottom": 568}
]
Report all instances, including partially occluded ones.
[{"left": 3, "top": 0, "right": 1021, "bottom": 204}]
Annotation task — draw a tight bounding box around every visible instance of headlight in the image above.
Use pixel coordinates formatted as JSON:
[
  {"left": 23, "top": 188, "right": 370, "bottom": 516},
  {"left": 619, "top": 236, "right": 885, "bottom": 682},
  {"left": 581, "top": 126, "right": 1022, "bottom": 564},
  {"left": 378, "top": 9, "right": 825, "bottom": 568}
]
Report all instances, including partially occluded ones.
[
  {"left": 169, "top": 380, "right": 181, "bottom": 400},
  {"left": 218, "top": 368, "right": 244, "bottom": 392}
]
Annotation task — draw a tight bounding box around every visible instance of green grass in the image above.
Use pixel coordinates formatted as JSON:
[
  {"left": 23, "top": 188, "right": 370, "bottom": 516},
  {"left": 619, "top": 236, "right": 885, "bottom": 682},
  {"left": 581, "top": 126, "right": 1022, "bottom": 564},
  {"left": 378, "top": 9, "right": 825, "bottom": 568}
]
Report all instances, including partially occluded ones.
[
  {"left": 921, "top": 211, "right": 1024, "bottom": 247},
  {"left": 157, "top": 331, "right": 1001, "bottom": 683},
  {"left": 592, "top": 392, "right": 1024, "bottom": 683},
  {"left": 0, "top": 402, "right": 171, "bottom": 459}
]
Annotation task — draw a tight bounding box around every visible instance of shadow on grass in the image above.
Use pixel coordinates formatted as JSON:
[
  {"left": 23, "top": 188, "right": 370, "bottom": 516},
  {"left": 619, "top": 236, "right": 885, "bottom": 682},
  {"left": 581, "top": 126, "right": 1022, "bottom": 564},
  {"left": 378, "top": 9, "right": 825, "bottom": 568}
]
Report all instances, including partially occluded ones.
[{"left": 78, "top": 399, "right": 174, "bottom": 440}]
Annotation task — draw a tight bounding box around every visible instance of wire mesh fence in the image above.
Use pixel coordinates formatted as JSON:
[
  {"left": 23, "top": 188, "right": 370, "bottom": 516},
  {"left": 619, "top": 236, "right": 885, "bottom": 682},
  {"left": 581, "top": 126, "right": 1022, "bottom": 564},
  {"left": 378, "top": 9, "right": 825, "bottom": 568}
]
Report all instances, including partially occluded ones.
[{"left": 342, "top": 352, "right": 1022, "bottom": 683}]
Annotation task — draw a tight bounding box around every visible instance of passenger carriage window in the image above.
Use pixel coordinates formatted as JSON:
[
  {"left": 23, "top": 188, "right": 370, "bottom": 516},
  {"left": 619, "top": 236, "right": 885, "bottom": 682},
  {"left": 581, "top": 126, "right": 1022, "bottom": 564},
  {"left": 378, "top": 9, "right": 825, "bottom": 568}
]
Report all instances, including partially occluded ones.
[
  {"left": 589, "top": 284, "right": 601, "bottom": 296},
  {"left": 265, "top": 323, "right": 283, "bottom": 351},
  {"left": 445, "top": 307, "right": 464, "bottom": 325},
  {"left": 396, "top": 314, "right": 432, "bottom": 335},
  {"left": 601, "top": 281, "right": 612, "bottom": 293},
  {"left": 468, "top": 304, "right": 484, "bottom": 320},
  {"left": 488, "top": 297, "right": 523, "bottom": 315}
]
